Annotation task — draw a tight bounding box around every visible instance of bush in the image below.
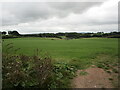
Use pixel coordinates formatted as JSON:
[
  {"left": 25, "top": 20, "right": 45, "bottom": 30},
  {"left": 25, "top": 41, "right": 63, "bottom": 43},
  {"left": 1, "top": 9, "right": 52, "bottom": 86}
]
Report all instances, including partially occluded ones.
[
  {"left": 2, "top": 35, "right": 20, "bottom": 39},
  {"left": 49, "top": 62, "right": 77, "bottom": 88},
  {"left": 2, "top": 48, "right": 52, "bottom": 88}
]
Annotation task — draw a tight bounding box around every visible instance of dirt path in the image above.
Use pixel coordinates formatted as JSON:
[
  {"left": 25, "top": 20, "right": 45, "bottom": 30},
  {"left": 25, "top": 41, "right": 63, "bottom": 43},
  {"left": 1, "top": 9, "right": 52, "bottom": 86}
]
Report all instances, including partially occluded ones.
[{"left": 72, "top": 65, "right": 114, "bottom": 88}]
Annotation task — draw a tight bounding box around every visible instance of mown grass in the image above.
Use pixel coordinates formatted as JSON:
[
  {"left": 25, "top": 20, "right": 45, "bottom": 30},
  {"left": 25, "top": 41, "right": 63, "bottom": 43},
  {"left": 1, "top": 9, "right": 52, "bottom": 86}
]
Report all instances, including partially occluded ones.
[
  {"left": 3, "top": 37, "right": 118, "bottom": 68},
  {"left": 3, "top": 37, "right": 118, "bottom": 58}
]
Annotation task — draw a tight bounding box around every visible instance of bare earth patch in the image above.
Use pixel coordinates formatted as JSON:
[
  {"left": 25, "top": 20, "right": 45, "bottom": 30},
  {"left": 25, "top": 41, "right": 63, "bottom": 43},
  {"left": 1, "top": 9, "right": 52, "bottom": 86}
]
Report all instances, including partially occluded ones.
[{"left": 72, "top": 66, "right": 114, "bottom": 88}]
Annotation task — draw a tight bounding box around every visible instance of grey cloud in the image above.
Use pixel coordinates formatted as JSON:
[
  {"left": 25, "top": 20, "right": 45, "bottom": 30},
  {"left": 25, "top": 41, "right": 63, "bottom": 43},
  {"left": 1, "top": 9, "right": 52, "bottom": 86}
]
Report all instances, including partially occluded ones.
[
  {"left": 48, "top": 2, "right": 101, "bottom": 14},
  {"left": 2, "top": 2, "right": 102, "bottom": 26}
]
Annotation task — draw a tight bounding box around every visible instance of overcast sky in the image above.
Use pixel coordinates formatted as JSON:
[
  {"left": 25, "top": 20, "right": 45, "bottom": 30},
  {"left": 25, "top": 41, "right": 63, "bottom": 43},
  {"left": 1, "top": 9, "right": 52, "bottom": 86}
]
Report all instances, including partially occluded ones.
[{"left": 0, "top": 0, "right": 119, "bottom": 34}]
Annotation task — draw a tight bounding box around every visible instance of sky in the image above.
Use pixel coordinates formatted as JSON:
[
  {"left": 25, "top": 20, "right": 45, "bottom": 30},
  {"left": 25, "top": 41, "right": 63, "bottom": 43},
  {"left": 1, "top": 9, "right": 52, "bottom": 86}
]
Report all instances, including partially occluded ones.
[{"left": 0, "top": 0, "right": 119, "bottom": 34}]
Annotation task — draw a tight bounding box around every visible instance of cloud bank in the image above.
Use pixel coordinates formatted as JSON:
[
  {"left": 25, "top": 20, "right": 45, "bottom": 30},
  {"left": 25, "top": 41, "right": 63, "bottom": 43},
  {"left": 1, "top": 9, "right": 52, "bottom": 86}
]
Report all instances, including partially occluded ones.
[{"left": 1, "top": 0, "right": 118, "bottom": 34}]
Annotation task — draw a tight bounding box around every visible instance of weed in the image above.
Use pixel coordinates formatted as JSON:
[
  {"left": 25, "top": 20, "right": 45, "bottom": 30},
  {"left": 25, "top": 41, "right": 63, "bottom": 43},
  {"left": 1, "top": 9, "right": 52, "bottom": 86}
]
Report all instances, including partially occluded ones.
[
  {"left": 79, "top": 71, "right": 88, "bottom": 76},
  {"left": 112, "top": 68, "right": 118, "bottom": 73},
  {"left": 109, "top": 78, "right": 113, "bottom": 81},
  {"left": 106, "top": 70, "right": 112, "bottom": 73},
  {"left": 49, "top": 62, "right": 77, "bottom": 88}
]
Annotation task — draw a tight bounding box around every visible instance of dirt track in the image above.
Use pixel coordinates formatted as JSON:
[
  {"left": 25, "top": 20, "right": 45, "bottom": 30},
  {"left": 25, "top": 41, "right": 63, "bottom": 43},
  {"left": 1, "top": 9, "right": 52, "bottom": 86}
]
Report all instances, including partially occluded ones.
[{"left": 72, "top": 66, "right": 114, "bottom": 88}]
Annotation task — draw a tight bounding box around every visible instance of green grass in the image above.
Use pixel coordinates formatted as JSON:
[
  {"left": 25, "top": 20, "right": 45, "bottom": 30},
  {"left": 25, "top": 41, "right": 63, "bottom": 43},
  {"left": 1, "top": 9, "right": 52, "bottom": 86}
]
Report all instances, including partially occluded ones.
[
  {"left": 79, "top": 71, "right": 88, "bottom": 76},
  {"left": 3, "top": 38, "right": 118, "bottom": 56},
  {"left": 2, "top": 37, "right": 118, "bottom": 68}
]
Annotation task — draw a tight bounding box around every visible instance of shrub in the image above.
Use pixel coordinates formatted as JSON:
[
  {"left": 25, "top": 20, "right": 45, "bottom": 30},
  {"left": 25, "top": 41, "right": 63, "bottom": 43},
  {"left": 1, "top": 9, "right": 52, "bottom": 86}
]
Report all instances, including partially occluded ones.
[
  {"left": 2, "top": 53, "right": 52, "bottom": 88},
  {"left": 49, "top": 62, "right": 77, "bottom": 88}
]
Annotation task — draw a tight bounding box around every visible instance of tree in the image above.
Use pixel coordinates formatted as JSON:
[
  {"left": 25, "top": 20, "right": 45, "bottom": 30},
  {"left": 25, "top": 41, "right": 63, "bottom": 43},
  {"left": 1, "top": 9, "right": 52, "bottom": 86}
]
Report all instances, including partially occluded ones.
[
  {"left": 8, "top": 31, "right": 20, "bottom": 36},
  {"left": 2, "top": 31, "right": 6, "bottom": 35},
  {"left": 66, "top": 32, "right": 80, "bottom": 39}
]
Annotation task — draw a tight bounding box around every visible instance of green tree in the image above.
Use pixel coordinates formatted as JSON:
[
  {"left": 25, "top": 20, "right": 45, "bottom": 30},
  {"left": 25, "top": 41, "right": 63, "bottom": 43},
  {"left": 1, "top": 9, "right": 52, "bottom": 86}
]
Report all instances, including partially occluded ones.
[
  {"left": 8, "top": 31, "right": 20, "bottom": 36},
  {"left": 2, "top": 31, "right": 7, "bottom": 35}
]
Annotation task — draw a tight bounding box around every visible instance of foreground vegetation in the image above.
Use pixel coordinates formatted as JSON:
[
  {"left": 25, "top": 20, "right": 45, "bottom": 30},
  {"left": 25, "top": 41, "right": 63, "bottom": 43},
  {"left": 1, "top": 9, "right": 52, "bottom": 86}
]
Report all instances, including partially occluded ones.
[
  {"left": 2, "top": 43, "right": 77, "bottom": 88},
  {"left": 2, "top": 37, "right": 119, "bottom": 88}
]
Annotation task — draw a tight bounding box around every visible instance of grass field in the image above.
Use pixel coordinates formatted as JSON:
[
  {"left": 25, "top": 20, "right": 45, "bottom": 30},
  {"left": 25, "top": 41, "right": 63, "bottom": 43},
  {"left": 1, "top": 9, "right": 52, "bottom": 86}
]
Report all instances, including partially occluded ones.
[
  {"left": 2, "top": 37, "right": 119, "bottom": 88},
  {"left": 3, "top": 37, "right": 118, "bottom": 68}
]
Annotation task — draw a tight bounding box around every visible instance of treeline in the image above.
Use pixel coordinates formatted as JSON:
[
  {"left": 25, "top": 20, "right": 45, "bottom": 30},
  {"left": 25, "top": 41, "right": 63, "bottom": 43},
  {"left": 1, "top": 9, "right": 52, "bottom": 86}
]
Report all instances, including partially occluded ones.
[
  {"left": 65, "top": 32, "right": 120, "bottom": 39},
  {"left": 2, "top": 31, "right": 21, "bottom": 39},
  {"left": 1, "top": 30, "right": 120, "bottom": 39}
]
